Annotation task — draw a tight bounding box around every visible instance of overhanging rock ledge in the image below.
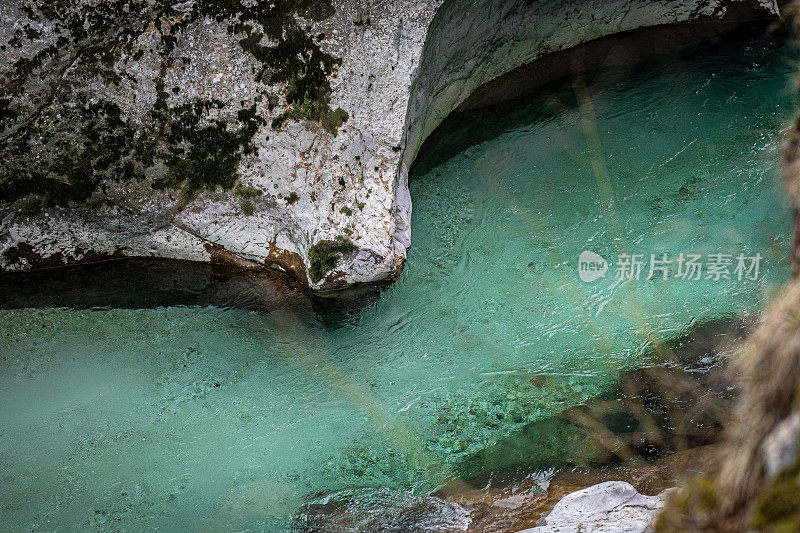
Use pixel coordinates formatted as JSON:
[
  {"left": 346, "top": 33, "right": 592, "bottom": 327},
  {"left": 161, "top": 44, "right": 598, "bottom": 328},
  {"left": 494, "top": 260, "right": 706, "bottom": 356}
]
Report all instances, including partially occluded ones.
[{"left": 0, "top": 0, "right": 780, "bottom": 290}]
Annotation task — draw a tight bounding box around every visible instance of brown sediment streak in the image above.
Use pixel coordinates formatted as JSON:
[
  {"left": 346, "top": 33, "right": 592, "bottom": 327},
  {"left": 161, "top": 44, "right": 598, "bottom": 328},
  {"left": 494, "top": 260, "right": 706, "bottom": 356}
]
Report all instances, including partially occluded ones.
[
  {"left": 202, "top": 239, "right": 309, "bottom": 285},
  {"left": 265, "top": 235, "right": 309, "bottom": 283}
]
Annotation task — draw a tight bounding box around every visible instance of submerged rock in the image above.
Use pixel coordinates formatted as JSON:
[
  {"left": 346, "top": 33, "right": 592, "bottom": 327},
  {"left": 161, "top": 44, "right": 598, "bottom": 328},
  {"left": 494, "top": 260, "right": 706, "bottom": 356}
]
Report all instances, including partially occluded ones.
[
  {"left": 518, "top": 481, "right": 673, "bottom": 533},
  {"left": 297, "top": 487, "right": 471, "bottom": 532},
  {"left": 0, "top": 0, "right": 780, "bottom": 290}
]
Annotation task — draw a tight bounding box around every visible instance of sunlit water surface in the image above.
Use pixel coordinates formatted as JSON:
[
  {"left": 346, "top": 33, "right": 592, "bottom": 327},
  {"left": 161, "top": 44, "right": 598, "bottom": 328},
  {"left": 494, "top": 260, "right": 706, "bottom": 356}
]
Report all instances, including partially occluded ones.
[{"left": 1, "top": 36, "right": 796, "bottom": 531}]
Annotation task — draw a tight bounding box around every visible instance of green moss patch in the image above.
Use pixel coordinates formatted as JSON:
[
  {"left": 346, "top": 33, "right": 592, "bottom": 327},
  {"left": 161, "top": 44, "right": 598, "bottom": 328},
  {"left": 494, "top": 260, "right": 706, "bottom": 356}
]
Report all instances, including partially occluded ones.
[
  {"left": 2, "top": 99, "right": 264, "bottom": 209},
  {"left": 235, "top": 184, "right": 263, "bottom": 198},
  {"left": 1, "top": 100, "right": 142, "bottom": 207},
  {"left": 307, "top": 235, "right": 358, "bottom": 284},
  {"left": 320, "top": 107, "right": 349, "bottom": 136},
  {"left": 286, "top": 192, "right": 300, "bottom": 205},
  {"left": 202, "top": 0, "right": 345, "bottom": 134},
  {"left": 239, "top": 199, "right": 254, "bottom": 215},
  {"left": 0, "top": 0, "right": 342, "bottom": 209},
  {"left": 296, "top": 0, "right": 336, "bottom": 21},
  {"left": 151, "top": 101, "right": 263, "bottom": 206}
]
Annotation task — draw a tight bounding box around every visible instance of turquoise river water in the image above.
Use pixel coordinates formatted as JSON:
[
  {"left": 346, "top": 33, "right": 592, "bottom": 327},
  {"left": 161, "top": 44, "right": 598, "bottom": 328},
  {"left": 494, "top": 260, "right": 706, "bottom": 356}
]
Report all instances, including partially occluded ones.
[{"left": 0, "top": 35, "right": 797, "bottom": 531}]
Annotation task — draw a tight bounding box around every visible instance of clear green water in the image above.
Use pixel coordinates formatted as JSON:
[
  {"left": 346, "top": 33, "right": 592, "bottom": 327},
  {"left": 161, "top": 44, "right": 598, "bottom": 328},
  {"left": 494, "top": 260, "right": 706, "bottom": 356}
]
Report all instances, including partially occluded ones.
[{"left": 0, "top": 36, "right": 796, "bottom": 530}]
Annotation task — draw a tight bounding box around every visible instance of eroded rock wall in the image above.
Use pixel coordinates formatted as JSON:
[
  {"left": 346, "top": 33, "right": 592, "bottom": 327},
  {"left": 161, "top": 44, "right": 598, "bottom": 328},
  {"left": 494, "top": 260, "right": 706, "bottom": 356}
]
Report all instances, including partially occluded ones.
[
  {"left": 0, "top": 0, "right": 779, "bottom": 290},
  {"left": 393, "top": 0, "right": 780, "bottom": 259}
]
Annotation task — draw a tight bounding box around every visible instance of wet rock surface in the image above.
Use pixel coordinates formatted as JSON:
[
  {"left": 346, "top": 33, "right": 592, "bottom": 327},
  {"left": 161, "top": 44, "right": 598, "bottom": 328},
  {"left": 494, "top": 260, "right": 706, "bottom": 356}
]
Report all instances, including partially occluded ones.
[
  {"left": 386, "top": 444, "right": 718, "bottom": 532},
  {"left": 297, "top": 487, "right": 472, "bottom": 532}
]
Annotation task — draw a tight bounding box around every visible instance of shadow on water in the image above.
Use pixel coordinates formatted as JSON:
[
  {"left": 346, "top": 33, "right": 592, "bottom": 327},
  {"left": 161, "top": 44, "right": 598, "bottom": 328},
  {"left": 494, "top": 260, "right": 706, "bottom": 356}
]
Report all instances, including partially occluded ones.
[
  {"left": 411, "top": 27, "right": 790, "bottom": 180},
  {"left": 0, "top": 258, "right": 306, "bottom": 310},
  {"left": 0, "top": 257, "right": 387, "bottom": 324}
]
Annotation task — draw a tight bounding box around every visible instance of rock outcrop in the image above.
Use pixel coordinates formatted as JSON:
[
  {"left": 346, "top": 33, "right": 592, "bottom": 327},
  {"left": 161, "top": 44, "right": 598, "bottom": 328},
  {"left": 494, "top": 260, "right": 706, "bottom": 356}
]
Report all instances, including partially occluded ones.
[
  {"left": 0, "top": 0, "right": 780, "bottom": 290},
  {"left": 517, "top": 481, "right": 673, "bottom": 533}
]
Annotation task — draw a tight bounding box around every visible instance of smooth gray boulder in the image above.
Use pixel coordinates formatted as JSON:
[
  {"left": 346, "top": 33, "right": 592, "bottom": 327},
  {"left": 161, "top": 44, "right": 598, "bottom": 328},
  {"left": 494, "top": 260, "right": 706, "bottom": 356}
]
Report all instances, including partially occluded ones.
[
  {"left": 0, "top": 0, "right": 780, "bottom": 290},
  {"left": 518, "top": 481, "right": 674, "bottom": 533}
]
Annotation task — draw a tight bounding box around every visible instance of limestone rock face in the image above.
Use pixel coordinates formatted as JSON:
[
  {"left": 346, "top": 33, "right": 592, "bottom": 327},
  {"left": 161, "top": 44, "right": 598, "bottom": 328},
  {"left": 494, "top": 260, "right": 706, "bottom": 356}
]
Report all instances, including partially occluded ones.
[
  {"left": 0, "top": 0, "right": 779, "bottom": 290},
  {"left": 518, "top": 481, "right": 673, "bottom": 533}
]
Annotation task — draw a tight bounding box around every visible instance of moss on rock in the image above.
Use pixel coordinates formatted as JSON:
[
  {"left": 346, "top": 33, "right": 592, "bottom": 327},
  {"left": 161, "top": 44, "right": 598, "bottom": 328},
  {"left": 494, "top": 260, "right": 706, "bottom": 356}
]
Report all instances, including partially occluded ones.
[
  {"left": 235, "top": 184, "right": 263, "bottom": 198},
  {"left": 1, "top": 99, "right": 142, "bottom": 207},
  {"left": 202, "top": 0, "right": 344, "bottom": 134},
  {"left": 321, "top": 107, "right": 349, "bottom": 136},
  {"left": 0, "top": 0, "right": 343, "bottom": 210},
  {"left": 151, "top": 101, "right": 264, "bottom": 206},
  {"left": 307, "top": 235, "right": 357, "bottom": 284},
  {"left": 239, "top": 199, "right": 254, "bottom": 215}
]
